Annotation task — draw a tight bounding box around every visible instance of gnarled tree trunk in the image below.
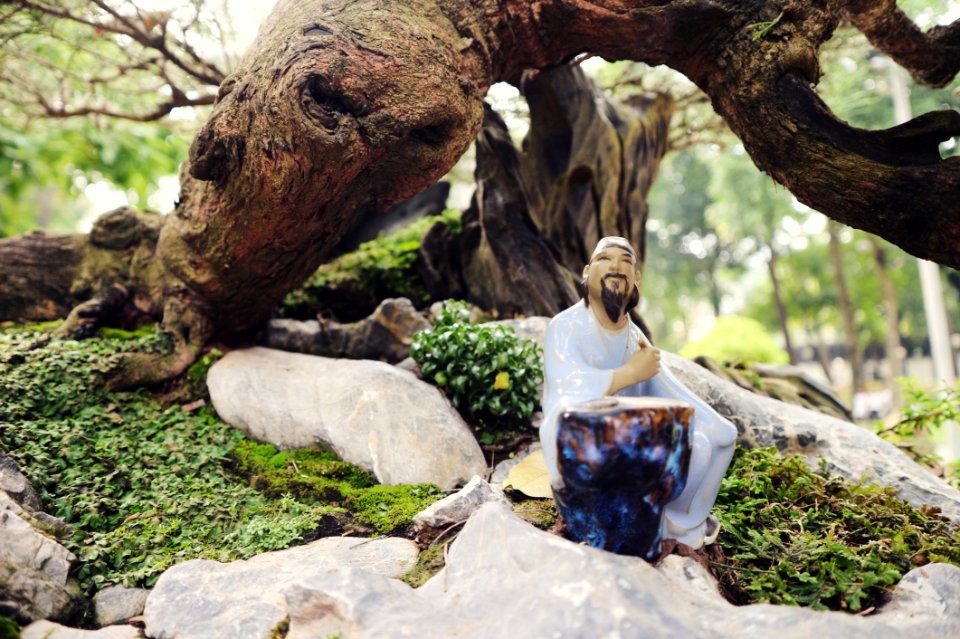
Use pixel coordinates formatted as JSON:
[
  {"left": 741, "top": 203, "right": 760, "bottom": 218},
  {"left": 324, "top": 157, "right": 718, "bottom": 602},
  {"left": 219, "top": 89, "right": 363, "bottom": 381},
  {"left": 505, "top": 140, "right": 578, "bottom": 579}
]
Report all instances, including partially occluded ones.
[{"left": 1, "top": 0, "right": 957, "bottom": 386}]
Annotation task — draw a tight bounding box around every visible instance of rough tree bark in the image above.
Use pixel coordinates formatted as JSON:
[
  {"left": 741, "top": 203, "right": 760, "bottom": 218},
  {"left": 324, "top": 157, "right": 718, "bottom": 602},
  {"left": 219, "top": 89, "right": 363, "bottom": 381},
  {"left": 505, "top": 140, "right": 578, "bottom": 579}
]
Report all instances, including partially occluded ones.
[
  {"left": 1, "top": 0, "right": 957, "bottom": 386},
  {"left": 419, "top": 63, "right": 673, "bottom": 318}
]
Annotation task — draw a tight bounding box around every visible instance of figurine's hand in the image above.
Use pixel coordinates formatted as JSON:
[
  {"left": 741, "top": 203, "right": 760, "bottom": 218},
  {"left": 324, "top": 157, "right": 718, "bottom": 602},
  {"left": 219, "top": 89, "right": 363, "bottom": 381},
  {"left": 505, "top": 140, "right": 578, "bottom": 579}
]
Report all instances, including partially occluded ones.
[
  {"left": 608, "top": 342, "right": 660, "bottom": 394},
  {"left": 627, "top": 341, "right": 660, "bottom": 383}
]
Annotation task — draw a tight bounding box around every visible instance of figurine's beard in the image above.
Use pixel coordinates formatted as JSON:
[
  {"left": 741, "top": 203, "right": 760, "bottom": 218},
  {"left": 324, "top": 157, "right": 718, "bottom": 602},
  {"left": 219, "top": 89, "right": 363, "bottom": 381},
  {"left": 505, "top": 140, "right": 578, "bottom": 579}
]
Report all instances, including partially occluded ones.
[{"left": 600, "top": 275, "right": 628, "bottom": 323}]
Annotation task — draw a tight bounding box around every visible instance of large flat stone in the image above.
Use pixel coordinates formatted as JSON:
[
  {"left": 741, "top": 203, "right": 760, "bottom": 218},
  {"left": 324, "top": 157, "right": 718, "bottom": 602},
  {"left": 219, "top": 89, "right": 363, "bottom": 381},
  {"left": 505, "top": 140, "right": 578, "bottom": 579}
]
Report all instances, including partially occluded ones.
[
  {"left": 207, "top": 347, "right": 486, "bottom": 489},
  {"left": 20, "top": 620, "right": 141, "bottom": 639},
  {"left": 143, "top": 536, "right": 418, "bottom": 639},
  {"left": 280, "top": 502, "right": 960, "bottom": 638}
]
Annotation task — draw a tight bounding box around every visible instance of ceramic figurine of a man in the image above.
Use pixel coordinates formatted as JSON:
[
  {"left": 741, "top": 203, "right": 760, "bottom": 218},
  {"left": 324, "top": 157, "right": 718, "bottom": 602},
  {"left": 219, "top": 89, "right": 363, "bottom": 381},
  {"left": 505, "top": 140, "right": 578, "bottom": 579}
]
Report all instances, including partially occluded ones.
[{"left": 541, "top": 236, "right": 737, "bottom": 548}]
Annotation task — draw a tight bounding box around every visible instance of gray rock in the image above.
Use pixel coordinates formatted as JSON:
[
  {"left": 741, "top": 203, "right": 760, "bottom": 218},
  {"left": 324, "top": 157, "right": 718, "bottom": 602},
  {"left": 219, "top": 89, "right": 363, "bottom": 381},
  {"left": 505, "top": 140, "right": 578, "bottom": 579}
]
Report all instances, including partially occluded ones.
[
  {"left": 880, "top": 563, "right": 960, "bottom": 623},
  {"left": 662, "top": 351, "right": 960, "bottom": 523},
  {"left": 412, "top": 476, "right": 508, "bottom": 532},
  {"left": 143, "top": 535, "right": 418, "bottom": 639},
  {"left": 20, "top": 620, "right": 142, "bottom": 639},
  {"left": 280, "top": 502, "right": 960, "bottom": 638},
  {"left": 266, "top": 298, "right": 430, "bottom": 363},
  {"left": 0, "top": 454, "right": 42, "bottom": 511},
  {"left": 94, "top": 585, "right": 149, "bottom": 627},
  {"left": 656, "top": 555, "right": 725, "bottom": 605},
  {"left": 0, "top": 497, "right": 80, "bottom": 622},
  {"left": 490, "top": 316, "right": 549, "bottom": 347},
  {"left": 207, "top": 347, "right": 486, "bottom": 489}
]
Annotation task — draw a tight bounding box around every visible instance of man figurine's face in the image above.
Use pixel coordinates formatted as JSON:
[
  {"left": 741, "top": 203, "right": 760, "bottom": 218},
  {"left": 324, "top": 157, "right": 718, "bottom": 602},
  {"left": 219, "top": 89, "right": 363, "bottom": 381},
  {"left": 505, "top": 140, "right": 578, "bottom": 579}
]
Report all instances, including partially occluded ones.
[{"left": 583, "top": 245, "right": 639, "bottom": 324}]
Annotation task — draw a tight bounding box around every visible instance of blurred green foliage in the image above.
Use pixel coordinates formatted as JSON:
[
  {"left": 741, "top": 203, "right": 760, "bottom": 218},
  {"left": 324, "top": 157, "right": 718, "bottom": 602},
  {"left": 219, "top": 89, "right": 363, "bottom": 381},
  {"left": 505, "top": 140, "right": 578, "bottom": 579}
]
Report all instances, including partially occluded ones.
[
  {"left": 679, "top": 315, "right": 789, "bottom": 364},
  {"left": 0, "top": 118, "right": 189, "bottom": 238}
]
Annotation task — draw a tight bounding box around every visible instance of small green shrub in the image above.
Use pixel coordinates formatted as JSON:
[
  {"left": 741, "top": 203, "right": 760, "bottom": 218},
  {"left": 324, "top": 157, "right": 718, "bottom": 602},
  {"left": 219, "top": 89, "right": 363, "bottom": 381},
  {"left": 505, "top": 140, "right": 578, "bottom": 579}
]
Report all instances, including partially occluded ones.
[
  {"left": 410, "top": 300, "right": 543, "bottom": 430},
  {"left": 281, "top": 209, "right": 462, "bottom": 321},
  {"left": 713, "top": 447, "right": 960, "bottom": 612}
]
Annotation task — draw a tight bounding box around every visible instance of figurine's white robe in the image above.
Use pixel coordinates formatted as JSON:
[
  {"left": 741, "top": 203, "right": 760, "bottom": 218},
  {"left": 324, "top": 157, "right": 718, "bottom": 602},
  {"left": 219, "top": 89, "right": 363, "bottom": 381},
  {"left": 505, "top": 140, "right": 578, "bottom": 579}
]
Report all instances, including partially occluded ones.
[{"left": 540, "top": 300, "right": 738, "bottom": 547}]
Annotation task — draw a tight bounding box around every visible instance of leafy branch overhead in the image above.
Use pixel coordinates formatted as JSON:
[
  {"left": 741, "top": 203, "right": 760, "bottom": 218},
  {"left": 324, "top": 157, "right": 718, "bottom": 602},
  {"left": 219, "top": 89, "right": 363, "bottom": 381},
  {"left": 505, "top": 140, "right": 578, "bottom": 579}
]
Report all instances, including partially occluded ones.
[{"left": 0, "top": 0, "right": 228, "bottom": 123}]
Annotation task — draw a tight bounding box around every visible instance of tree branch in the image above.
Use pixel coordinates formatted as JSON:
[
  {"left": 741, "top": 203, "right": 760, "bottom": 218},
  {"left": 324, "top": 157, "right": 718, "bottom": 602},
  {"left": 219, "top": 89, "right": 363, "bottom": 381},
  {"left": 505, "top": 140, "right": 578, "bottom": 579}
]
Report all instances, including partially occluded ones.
[{"left": 841, "top": 0, "right": 960, "bottom": 88}]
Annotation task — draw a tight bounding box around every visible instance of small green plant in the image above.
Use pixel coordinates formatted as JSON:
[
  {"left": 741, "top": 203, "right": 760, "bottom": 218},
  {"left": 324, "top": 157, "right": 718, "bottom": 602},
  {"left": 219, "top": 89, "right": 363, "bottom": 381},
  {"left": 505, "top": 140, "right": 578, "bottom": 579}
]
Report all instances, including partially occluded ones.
[
  {"left": 713, "top": 447, "right": 960, "bottom": 612},
  {"left": 874, "top": 378, "right": 960, "bottom": 485},
  {"left": 747, "top": 10, "right": 784, "bottom": 41},
  {"left": 410, "top": 300, "right": 543, "bottom": 430},
  {"left": 281, "top": 209, "right": 462, "bottom": 320}
]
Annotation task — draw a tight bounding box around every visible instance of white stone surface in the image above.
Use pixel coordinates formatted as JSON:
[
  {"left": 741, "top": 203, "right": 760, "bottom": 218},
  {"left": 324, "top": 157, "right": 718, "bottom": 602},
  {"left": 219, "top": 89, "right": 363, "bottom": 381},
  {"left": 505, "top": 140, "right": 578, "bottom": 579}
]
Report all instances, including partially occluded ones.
[
  {"left": 412, "top": 476, "right": 508, "bottom": 531},
  {"left": 207, "top": 347, "right": 486, "bottom": 489},
  {"left": 94, "top": 584, "right": 149, "bottom": 627},
  {"left": 20, "top": 620, "right": 141, "bottom": 639},
  {"left": 278, "top": 502, "right": 960, "bottom": 638},
  {"left": 143, "top": 536, "right": 418, "bottom": 639}
]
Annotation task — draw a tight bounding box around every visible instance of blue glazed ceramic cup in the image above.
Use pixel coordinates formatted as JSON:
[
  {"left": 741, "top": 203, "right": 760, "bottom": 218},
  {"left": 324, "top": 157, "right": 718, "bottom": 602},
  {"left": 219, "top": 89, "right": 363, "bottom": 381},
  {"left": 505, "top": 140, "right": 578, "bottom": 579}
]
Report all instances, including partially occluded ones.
[{"left": 554, "top": 396, "right": 693, "bottom": 561}]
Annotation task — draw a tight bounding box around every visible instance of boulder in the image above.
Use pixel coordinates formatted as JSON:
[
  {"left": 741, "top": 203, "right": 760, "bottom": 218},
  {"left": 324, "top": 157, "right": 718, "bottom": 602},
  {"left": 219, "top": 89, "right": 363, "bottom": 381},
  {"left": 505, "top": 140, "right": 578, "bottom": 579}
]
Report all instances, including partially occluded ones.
[
  {"left": 207, "top": 347, "right": 486, "bottom": 490},
  {"left": 662, "top": 352, "right": 960, "bottom": 522},
  {"left": 412, "top": 476, "right": 508, "bottom": 532},
  {"left": 491, "top": 316, "right": 549, "bottom": 347},
  {"left": 20, "top": 620, "right": 141, "bottom": 639},
  {"left": 144, "top": 536, "right": 418, "bottom": 639},
  {"left": 94, "top": 585, "right": 149, "bottom": 627},
  {"left": 0, "top": 492, "right": 80, "bottom": 622},
  {"left": 266, "top": 298, "right": 430, "bottom": 363},
  {"left": 0, "top": 454, "right": 42, "bottom": 511},
  {"left": 280, "top": 502, "right": 960, "bottom": 638}
]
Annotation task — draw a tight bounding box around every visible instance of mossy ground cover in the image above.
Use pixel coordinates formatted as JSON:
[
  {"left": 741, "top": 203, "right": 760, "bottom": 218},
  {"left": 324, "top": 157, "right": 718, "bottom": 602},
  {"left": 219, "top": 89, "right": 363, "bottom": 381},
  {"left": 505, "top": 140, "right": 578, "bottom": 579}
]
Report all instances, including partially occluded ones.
[
  {"left": 0, "top": 326, "right": 443, "bottom": 603},
  {"left": 713, "top": 447, "right": 960, "bottom": 611},
  {"left": 280, "top": 208, "right": 462, "bottom": 321}
]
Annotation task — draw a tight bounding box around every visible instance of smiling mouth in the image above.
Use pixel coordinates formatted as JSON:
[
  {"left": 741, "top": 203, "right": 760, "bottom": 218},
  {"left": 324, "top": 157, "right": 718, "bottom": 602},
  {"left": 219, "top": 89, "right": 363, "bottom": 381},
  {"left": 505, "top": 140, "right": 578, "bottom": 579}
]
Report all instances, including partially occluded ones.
[{"left": 602, "top": 274, "right": 627, "bottom": 287}]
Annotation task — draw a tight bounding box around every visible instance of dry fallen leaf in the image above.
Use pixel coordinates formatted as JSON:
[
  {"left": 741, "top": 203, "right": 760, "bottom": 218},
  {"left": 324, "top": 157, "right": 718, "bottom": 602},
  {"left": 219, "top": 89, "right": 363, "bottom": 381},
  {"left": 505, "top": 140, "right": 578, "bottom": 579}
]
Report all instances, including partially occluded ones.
[{"left": 503, "top": 449, "right": 553, "bottom": 499}]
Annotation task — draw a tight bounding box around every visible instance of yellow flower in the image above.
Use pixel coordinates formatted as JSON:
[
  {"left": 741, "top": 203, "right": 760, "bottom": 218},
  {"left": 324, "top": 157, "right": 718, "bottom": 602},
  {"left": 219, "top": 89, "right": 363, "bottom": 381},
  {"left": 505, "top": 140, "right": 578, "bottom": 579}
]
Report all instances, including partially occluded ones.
[{"left": 493, "top": 371, "right": 510, "bottom": 390}]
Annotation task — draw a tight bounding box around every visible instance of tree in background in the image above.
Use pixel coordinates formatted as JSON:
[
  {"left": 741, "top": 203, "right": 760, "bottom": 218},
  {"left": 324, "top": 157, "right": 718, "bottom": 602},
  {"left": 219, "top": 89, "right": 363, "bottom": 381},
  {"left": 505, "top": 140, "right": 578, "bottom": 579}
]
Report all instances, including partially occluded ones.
[{"left": 0, "top": 0, "right": 957, "bottom": 389}]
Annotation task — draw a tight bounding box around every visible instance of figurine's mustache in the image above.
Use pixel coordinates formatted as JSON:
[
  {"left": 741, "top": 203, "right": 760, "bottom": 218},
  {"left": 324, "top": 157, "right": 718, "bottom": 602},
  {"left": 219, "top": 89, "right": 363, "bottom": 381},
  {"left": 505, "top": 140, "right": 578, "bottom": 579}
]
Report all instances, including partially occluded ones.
[{"left": 601, "top": 274, "right": 628, "bottom": 286}]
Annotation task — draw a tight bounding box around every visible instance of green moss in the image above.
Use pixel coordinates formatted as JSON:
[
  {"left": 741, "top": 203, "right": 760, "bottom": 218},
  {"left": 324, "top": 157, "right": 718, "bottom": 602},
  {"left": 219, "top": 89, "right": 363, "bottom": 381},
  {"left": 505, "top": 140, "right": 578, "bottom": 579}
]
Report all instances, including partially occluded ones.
[
  {"left": 232, "top": 440, "right": 375, "bottom": 505},
  {"left": 400, "top": 543, "right": 447, "bottom": 588},
  {"left": 0, "top": 616, "right": 19, "bottom": 639},
  {"left": 98, "top": 323, "right": 159, "bottom": 340},
  {"left": 512, "top": 499, "right": 558, "bottom": 530},
  {"left": 0, "top": 319, "right": 63, "bottom": 333},
  {"left": 346, "top": 484, "right": 443, "bottom": 535},
  {"left": 233, "top": 440, "right": 442, "bottom": 535},
  {"left": 280, "top": 208, "right": 461, "bottom": 321},
  {"left": 714, "top": 447, "right": 960, "bottom": 612}
]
